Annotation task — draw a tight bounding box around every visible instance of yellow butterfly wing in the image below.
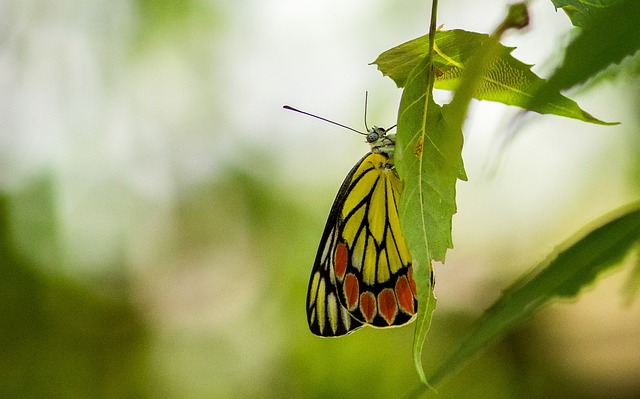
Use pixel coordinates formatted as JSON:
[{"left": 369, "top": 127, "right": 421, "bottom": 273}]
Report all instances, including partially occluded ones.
[{"left": 307, "top": 151, "right": 418, "bottom": 337}]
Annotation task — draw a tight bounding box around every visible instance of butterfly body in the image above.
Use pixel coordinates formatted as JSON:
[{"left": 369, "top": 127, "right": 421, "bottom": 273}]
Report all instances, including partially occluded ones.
[{"left": 307, "top": 126, "right": 418, "bottom": 337}]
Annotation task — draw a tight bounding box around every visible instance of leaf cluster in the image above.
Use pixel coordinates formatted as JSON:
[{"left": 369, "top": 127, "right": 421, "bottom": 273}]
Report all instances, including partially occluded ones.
[{"left": 371, "top": 0, "right": 640, "bottom": 388}]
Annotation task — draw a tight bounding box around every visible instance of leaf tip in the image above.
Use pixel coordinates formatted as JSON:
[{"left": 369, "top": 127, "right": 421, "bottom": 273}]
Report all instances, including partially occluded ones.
[{"left": 580, "top": 110, "right": 620, "bottom": 126}]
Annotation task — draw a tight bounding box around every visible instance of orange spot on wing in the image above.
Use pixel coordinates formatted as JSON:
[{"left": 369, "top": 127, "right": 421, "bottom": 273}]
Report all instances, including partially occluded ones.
[
  {"left": 343, "top": 273, "right": 359, "bottom": 311},
  {"left": 395, "top": 275, "right": 416, "bottom": 315},
  {"left": 359, "top": 292, "right": 377, "bottom": 323},
  {"left": 334, "top": 242, "right": 348, "bottom": 281},
  {"left": 378, "top": 288, "right": 398, "bottom": 325}
]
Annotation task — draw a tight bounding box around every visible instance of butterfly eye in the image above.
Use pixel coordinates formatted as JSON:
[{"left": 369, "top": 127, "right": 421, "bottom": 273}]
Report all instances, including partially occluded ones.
[{"left": 366, "top": 127, "right": 386, "bottom": 143}]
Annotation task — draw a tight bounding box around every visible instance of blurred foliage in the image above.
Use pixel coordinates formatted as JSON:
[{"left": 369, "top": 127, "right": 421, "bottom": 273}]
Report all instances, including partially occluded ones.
[
  {"left": 0, "top": 181, "right": 148, "bottom": 398},
  {"left": 535, "top": 0, "right": 640, "bottom": 109},
  {"left": 429, "top": 202, "right": 640, "bottom": 389}
]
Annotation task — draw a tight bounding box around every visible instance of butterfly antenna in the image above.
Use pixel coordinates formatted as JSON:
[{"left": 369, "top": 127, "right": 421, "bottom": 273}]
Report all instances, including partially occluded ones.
[
  {"left": 363, "top": 91, "right": 370, "bottom": 132},
  {"left": 283, "top": 105, "right": 366, "bottom": 135}
]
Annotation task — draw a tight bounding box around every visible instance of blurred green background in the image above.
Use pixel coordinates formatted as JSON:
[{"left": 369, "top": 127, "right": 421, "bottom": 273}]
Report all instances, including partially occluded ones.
[{"left": 1, "top": 0, "right": 639, "bottom": 398}]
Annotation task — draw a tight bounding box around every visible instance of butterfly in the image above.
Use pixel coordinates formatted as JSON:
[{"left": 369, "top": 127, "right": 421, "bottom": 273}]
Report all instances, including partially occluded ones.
[{"left": 284, "top": 101, "right": 418, "bottom": 336}]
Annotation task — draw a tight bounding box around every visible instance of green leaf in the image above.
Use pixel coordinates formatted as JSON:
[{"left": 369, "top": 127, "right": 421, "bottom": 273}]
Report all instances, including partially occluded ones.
[
  {"left": 394, "top": 40, "right": 466, "bottom": 386},
  {"left": 535, "top": 0, "right": 640, "bottom": 101},
  {"left": 412, "top": 267, "right": 438, "bottom": 387},
  {"left": 372, "top": 30, "right": 613, "bottom": 125},
  {"left": 396, "top": 57, "right": 466, "bottom": 266},
  {"left": 551, "top": 0, "right": 625, "bottom": 27},
  {"left": 427, "top": 202, "right": 640, "bottom": 388}
]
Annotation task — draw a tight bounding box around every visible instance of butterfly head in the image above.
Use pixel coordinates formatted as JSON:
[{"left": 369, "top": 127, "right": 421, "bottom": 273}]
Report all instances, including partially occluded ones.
[{"left": 367, "top": 126, "right": 396, "bottom": 160}]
